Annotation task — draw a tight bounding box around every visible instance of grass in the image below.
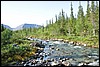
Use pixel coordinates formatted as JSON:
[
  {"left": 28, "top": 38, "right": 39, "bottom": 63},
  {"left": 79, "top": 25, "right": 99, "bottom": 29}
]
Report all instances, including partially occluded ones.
[{"left": 37, "top": 34, "right": 99, "bottom": 48}]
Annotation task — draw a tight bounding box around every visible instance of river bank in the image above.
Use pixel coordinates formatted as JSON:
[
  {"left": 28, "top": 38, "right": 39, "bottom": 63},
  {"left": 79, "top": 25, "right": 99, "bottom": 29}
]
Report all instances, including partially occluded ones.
[{"left": 35, "top": 35, "right": 99, "bottom": 48}]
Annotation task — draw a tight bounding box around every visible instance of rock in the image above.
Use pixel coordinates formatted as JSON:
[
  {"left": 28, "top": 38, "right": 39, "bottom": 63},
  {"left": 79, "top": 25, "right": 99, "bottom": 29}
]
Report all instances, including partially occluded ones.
[
  {"left": 42, "top": 41, "right": 48, "bottom": 45},
  {"left": 62, "top": 58, "right": 66, "bottom": 61},
  {"left": 76, "top": 43, "right": 79, "bottom": 46},
  {"left": 70, "top": 62, "right": 79, "bottom": 66},
  {"left": 62, "top": 61, "right": 70, "bottom": 66},
  {"left": 88, "top": 62, "right": 99, "bottom": 66},
  {"left": 46, "top": 40, "right": 50, "bottom": 42},
  {"left": 77, "top": 63, "right": 84, "bottom": 66},
  {"left": 65, "top": 58, "right": 69, "bottom": 60},
  {"left": 64, "top": 40, "right": 69, "bottom": 43},
  {"left": 96, "top": 60, "right": 99, "bottom": 63},
  {"left": 83, "top": 44, "right": 87, "bottom": 46},
  {"left": 53, "top": 41, "right": 61, "bottom": 44},
  {"left": 58, "top": 39, "right": 64, "bottom": 42},
  {"left": 73, "top": 46, "right": 81, "bottom": 48},
  {"left": 51, "top": 46, "right": 55, "bottom": 49},
  {"left": 50, "top": 61, "right": 58, "bottom": 66},
  {"left": 69, "top": 41, "right": 74, "bottom": 44},
  {"left": 24, "top": 63, "right": 27, "bottom": 66},
  {"left": 56, "top": 48, "right": 60, "bottom": 51}
]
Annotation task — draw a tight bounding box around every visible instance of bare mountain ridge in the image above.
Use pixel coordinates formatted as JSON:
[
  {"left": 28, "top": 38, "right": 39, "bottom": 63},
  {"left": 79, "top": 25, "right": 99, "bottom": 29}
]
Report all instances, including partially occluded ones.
[{"left": 2, "top": 23, "right": 41, "bottom": 31}]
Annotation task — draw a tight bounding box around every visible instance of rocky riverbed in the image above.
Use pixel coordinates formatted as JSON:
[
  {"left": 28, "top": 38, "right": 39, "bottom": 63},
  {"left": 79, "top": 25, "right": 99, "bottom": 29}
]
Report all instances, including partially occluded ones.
[{"left": 11, "top": 38, "right": 99, "bottom": 66}]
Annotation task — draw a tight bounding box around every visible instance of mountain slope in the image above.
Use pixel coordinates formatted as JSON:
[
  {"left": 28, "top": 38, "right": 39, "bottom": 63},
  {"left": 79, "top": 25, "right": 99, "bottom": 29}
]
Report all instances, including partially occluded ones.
[
  {"left": 13, "top": 23, "right": 41, "bottom": 31},
  {"left": 1, "top": 24, "right": 13, "bottom": 30},
  {"left": 1, "top": 23, "right": 41, "bottom": 31}
]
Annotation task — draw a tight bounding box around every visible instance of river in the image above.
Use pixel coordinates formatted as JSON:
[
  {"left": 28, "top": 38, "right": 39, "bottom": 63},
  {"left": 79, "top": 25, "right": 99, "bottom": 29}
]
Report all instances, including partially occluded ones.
[{"left": 17, "top": 38, "right": 99, "bottom": 66}]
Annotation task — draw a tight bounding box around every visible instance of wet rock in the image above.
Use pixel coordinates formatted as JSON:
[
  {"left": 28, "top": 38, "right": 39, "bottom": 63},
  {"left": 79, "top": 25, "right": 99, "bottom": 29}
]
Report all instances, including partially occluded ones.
[
  {"left": 58, "top": 39, "right": 64, "bottom": 42},
  {"left": 50, "top": 61, "right": 58, "bottom": 66},
  {"left": 64, "top": 40, "right": 69, "bottom": 43},
  {"left": 62, "top": 58, "right": 66, "bottom": 61},
  {"left": 56, "top": 48, "right": 60, "bottom": 51},
  {"left": 69, "top": 41, "right": 74, "bottom": 44},
  {"left": 77, "top": 63, "right": 84, "bottom": 66},
  {"left": 87, "top": 61, "right": 99, "bottom": 66},
  {"left": 96, "top": 60, "right": 99, "bottom": 63},
  {"left": 62, "top": 61, "right": 70, "bottom": 66},
  {"left": 73, "top": 46, "right": 81, "bottom": 48},
  {"left": 53, "top": 41, "right": 61, "bottom": 44},
  {"left": 51, "top": 46, "right": 55, "bottom": 49},
  {"left": 83, "top": 44, "right": 87, "bottom": 46},
  {"left": 46, "top": 40, "right": 50, "bottom": 42},
  {"left": 70, "top": 62, "right": 79, "bottom": 66}
]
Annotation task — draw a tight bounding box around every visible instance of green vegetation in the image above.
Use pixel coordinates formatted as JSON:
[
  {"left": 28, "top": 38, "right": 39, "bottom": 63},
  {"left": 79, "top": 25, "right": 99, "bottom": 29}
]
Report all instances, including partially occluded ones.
[
  {"left": 1, "top": 26, "right": 37, "bottom": 65},
  {"left": 34, "top": 1, "right": 99, "bottom": 47},
  {"left": 1, "top": 1, "right": 99, "bottom": 66},
  {"left": 1, "top": 43, "right": 37, "bottom": 66}
]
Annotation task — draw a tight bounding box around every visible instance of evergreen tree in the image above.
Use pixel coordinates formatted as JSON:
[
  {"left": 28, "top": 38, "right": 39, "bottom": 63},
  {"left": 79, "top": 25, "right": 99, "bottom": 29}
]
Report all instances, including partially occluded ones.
[
  {"left": 76, "top": 2, "right": 85, "bottom": 36},
  {"left": 1, "top": 24, "right": 5, "bottom": 32},
  {"left": 55, "top": 15, "right": 58, "bottom": 23},
  {"left": 68, "top": 2, "right": 75, "bottom": 35},
  {"left": 49, "top": 20, "right": 51, "bottom": 25},
  {"left": 52, "top": 18, "right": 53, "bottom": 24},
  {"left": 85, "top": 1, "right": 93, "bottom": 36},
  {"left": 95, "top": 1, "right": 99, "bottom": 35},
  {"left": 59, "top": 9, "right": 66, "bottom": 35},
  {"left": 46, "top": 20, "right": 48, "bottom": 31},
  {"left": 91, "top": 1, "right": 96, "bottom": 36},
  {"left": 65, "top": 13, "right": 69, "bottom": 35}
]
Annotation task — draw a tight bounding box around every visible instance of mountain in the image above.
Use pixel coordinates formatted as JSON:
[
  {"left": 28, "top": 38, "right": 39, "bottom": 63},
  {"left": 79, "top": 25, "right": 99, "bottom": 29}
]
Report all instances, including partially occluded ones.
[
  {"left": 1, "top": 24, "right": 13, "bottom": 30},
  {"left": 13, "top": 23, "right": 41, "bottom": 31},
  {"left": 1, "top": 23, "right": 42, "bottom": 31}
]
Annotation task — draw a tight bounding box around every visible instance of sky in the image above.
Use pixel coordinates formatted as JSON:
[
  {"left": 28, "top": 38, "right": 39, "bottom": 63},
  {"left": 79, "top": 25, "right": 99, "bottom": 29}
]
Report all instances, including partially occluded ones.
[{"left": 1, "top": 1, "right": 99, "bottom": 28}]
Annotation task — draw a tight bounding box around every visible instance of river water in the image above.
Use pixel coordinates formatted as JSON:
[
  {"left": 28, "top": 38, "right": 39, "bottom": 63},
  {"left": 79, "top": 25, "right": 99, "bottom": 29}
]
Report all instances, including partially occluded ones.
[{"left": 18, "top": 39, "right": 99, "bottom": 66}]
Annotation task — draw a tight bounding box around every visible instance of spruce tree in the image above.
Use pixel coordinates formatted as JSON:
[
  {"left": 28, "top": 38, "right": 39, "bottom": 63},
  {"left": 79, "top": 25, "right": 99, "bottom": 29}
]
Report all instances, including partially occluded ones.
[
  {"left": 91, "top": 1, "right": 96, "bottom": 36},
  {"left": 77, "top": 2, "right": 85, "bottom": 36}
]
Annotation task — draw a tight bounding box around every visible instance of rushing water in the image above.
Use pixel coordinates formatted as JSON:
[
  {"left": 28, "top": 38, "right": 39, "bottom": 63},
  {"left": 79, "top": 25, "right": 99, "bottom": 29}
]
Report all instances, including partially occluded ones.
[
  {"left": 43, "top": 41, "right": 99, "bottom": 62},
  {"left": 18, "top": 39, "right": 99, "bottom": 66}
]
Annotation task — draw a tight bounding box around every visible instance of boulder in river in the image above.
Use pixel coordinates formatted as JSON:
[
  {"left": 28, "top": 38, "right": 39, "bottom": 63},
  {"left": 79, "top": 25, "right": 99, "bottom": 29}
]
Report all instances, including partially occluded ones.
[
  {"left": 62, "top": 61, "right": 70, "bottom": 66},
  {"left": 53, "top": 41, "right": 61, "bottom": 44},
  {"left": 73, "top": 46, "right": 81, "bottom": 48},
  {"left": 87, "top": 61, "right": 99, "bottom": 66},
  {"left": 50, "top": 61, "right": 58, "bottom": 66},
  {"left": 69, "top": 41, "right": 74, "bottom": 44},
  {"left": 77, "top": 63, "right": 85, "bottom": 66},
  {"left": 56, "top": 48, "right": 60, "bottom": 51}
]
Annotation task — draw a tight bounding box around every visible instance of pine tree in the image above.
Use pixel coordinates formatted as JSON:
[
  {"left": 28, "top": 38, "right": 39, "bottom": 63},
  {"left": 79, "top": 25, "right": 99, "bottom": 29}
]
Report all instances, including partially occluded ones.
[
  {"left": 52, "top": 18, "right": 53, "bottom": 24},
  {"left": 65, "top": 13, "right": 69, "bottom": 35},
  {"left": 59, "top": 9, "right": 66, "bottom": 35},
  {"left": 55, "top": 14, "right": 58, "bottom": 23},
  {"left": 76, "top": 2, "right": 85, "bottom": 36},
  {"left": 85, "top": 1, "right": 92, "bottom": 36},
  {"left": 91, "top": 1, "right": 96, "bottom": 36},
  {"left": 46, "top": 20, "right": 48, "bottom": 31},
  {"left": 1, "top": 24, "right": 5, "bottom": 32},
  {"left": 68, "top": 2, "right": 75, "bottom": 35},
  {"left": 60, "top": 9, "right": 65, "bottom": 28},
  {"left": 49, "top": 20, "right": 51, "bottom": 25},
  {"left": 95, "top": 1, "right": 99, "bottom": 35}
]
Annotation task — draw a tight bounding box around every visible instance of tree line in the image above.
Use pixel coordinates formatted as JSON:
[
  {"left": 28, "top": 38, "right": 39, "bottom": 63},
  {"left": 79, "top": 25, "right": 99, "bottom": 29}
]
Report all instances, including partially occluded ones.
[{"left": 45, "top": 1, "right": 99, "bottom": 37}]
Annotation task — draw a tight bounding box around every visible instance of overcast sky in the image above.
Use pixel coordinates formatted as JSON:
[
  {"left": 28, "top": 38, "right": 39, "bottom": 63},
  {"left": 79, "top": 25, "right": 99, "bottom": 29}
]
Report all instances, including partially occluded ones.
[{"left": 1, "top": 1, "right": 99, "bottom": 28}]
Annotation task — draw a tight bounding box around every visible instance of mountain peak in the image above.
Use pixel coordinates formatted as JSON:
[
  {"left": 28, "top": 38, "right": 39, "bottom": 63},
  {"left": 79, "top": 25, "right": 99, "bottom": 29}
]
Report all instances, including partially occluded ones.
[{"left": 2, "top": 23, "right": 41, "bottom": 31}]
